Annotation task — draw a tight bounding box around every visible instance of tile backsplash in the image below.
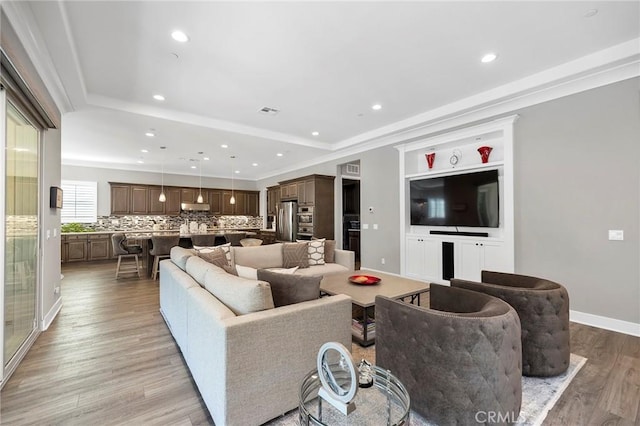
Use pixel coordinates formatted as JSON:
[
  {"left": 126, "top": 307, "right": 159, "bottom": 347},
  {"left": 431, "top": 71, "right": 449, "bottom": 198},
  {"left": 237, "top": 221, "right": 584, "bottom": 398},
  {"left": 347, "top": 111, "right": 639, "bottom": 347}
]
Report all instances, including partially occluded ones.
[{"left": 85, "top": 213, "right": 263, "bottom": 232}]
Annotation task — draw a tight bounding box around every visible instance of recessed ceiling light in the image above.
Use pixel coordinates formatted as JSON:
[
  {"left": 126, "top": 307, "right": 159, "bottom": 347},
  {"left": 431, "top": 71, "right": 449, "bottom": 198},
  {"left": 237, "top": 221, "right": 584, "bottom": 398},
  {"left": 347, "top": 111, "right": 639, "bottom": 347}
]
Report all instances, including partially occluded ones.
[
  {"left": 141, "top": 149, "right": 149, "bottom": 153},
  {"left": 584, "top": 9, "right": 598, "bottom": 18},
  {"left": 137, "top": 160, "right": 144, "bottom": 164},
  {"left": 145, "top": 132, "right": 155, "bottom": 137},
  {"left": 276, "top": 153, "right": 283, "bottom": 157},
  {"left": 234, "top": 170, "right": 240, "bottom": 174},
  {"left": 481, "top": 53, "right": 498, "bottom": 63},
  {"left": 171, "top": 30, "right": 189, "bottom": 43},
  {"left": 221, "top": 144, "right": 228, "bottom": 148},
  {"left": 252, "top": 163, "right": 258, "bottom": 167},
  {"left": 311, "top": 131, "right": 319, "bottom": 136},
  {"left": 203, "top": 157, "right": 210, "bottom": 161},
  {"left": 371, "top": 104, "right": 382, "bottom": 111},
  {"left": 153, "top": 94, "right": 165, "bottom": 101},
  {"left": 190, "top": 165, "right": 197, "bottom": 169}
]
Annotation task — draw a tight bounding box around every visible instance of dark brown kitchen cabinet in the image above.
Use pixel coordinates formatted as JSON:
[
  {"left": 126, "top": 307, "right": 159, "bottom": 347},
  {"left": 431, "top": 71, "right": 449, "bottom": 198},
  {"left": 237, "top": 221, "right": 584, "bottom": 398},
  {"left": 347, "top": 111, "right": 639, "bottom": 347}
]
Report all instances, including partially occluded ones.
[
  {"left": 148, "top": 186, "right": 166, "bottom": 214},
  {"left": 267, "top": 186, "right": 280, "bottom": 215},
  {"left": 66, "top": 235, "right": 88, "bottom": 262},
  {"left": 208, "top": 190, "right": 223, "bottom": 214},
  {"left": 165, "top": 187, "right": 182, "bottom": 215},
  {"left": 298, "top": 179, "right": 315, "bottom": 205},
  {"left": 181, "top": 188, "right": 198, "bottom": 204},
  {"left": 130, "top": 185, "right": 149, "bottom": 214},
  {"left": 280, "top": 183, "right": 297, "bottom": 200},
  {"left": 110, "top": 184, "right": 130, "bottom": 215},
  {"left": 88, "top": 234, "right": 111, "bottom": 260},
  {"left": 109, "top": 183, "right": 258, "bottom": 216},
  {"left": 246, "top": 192, "right": 259, "bottom": 216}
]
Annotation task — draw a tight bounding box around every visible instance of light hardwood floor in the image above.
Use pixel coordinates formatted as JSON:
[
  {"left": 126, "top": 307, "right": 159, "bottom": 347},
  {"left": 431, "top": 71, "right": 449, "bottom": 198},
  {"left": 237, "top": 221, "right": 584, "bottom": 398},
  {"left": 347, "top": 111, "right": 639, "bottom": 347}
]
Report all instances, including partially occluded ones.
[{"left": 1, "top": 261, "right": 638, "bottom": 425}]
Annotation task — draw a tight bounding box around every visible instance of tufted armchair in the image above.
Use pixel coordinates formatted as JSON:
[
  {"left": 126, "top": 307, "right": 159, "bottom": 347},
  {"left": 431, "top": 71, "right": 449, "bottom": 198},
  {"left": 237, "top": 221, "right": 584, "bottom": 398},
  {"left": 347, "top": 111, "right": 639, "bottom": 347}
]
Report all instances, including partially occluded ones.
[
  {"left": 376, "top": 284, "right": 522, "bottom": 425},
  {"left": 451, "top": 271, "right": 570, "bottom": 377}
]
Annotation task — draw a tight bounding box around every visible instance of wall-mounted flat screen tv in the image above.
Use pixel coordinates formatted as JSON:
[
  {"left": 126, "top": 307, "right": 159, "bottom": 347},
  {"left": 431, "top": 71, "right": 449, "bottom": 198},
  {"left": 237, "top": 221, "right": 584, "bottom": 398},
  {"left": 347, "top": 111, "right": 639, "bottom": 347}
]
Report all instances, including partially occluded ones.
[{"left": 410, "top": 169, "right": 499, "bottom": 227}]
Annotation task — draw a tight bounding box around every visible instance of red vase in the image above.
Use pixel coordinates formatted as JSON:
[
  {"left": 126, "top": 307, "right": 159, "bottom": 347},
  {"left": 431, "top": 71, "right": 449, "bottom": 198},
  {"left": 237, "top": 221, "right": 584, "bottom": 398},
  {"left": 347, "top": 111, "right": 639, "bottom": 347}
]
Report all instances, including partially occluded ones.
[
  {"left": 477, "top": 146, "right": 493, "bottom": 163},
  {"left": 425, "top": 152, "right": 436, "bottom": 169}
]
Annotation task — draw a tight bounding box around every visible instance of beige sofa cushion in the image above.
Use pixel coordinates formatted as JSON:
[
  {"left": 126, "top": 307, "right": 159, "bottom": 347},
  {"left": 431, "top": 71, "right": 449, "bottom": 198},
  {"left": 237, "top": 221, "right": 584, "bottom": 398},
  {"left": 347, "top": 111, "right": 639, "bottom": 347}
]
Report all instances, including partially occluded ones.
[
  {"left": 186, "top": 256, "right": 227, "bottom": 286},
  {"left": 203, "top": 268, "right": 275, "bottom": 315},
  {"left": 233, "top": 243, "right": 283, "bottom": 269},
  {"left": 171, "top": 246, "right": 195, "bottom": 271},
  {"left": 295, "top": 262, "right": 349, "bottom": 277}
]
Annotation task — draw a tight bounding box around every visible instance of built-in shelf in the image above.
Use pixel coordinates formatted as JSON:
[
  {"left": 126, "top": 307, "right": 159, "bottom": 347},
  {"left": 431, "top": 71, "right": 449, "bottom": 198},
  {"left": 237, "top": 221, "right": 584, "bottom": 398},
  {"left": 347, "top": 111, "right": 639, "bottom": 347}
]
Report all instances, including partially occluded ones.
[{"left": 405, "top": 161, "right": 505, "bottom": 180}]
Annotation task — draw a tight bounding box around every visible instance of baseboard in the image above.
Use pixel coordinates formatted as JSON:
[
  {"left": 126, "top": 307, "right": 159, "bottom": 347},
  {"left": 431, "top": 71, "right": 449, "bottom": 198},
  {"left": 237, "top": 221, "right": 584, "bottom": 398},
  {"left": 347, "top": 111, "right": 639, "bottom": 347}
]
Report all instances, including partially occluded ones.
[
  {"left": 41, "top": 296, "right": 63, "bottom": 330},
  {"left": 570, "top": 310, "right": 639, "bottom": 337}
]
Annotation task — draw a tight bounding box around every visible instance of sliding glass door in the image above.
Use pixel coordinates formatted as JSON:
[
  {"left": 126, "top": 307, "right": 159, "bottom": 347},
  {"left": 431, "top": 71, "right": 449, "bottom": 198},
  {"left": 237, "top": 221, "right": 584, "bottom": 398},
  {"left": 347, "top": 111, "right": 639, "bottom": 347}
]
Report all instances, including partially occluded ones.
[{"left": 3, "top": 99, "right": 39, "bottom": 371}]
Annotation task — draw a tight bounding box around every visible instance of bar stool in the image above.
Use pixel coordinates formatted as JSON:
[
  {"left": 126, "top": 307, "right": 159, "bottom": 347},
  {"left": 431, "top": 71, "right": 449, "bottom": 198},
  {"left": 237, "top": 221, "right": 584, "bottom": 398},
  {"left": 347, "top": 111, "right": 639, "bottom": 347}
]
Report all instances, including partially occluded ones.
[
  {"left": 111, "top": 233, "right": 142, "bottom": 279},
  {"left": 190, "top": 234, "right": 217, "bottom": 247},
  {"left": 224, "top": 232, "right": 246, "bottom": 247},
  {"left": 150, "top": 235, "right": 180, "bottom": 280}
]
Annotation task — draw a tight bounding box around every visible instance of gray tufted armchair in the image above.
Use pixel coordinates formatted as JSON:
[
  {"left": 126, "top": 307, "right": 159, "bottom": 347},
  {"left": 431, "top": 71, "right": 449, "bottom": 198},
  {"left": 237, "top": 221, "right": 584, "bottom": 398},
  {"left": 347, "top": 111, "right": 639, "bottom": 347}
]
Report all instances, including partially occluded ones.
[
  {"left": 376, "top": 284, "right": 522, "bottom": 425},
  {"left": 451, "top": 271, "right": 570, "bottom": 377}
]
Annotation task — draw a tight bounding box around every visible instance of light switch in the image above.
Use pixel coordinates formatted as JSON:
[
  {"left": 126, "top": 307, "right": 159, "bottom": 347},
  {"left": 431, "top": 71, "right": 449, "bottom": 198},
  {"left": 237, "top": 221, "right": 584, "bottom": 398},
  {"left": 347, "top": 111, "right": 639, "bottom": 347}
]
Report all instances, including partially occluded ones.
[
  {"left": 53, "top": 228, "right": 58, "bottom": 237},
  {"left": 46, "top": 229, "right": 51, "bottom": 240},
  {"left": 362, "top": 224, "right": 369, "bottom": 230},
  {"left": 373, "top": 224, "right": 378, "bottom": 230},
  {"left": 608, "top": 230, "right": 624, "bottom": 241}
]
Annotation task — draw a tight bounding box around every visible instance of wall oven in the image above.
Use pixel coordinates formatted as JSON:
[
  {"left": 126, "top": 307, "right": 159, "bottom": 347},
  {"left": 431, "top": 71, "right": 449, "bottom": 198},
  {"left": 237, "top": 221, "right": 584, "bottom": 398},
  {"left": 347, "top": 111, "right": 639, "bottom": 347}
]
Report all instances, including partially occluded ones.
[
  {"left": 297, "top": 206, "right": 313, "bottom": 227},
  {"left": 297, "top": 206, "right": 314, "bottom": 239}
]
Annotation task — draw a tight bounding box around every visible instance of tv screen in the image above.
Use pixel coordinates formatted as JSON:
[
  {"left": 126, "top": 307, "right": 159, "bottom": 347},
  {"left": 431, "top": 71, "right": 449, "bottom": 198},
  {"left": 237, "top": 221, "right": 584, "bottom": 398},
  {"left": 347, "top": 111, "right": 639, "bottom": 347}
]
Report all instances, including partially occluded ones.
[{"left": 410, "top": 170, "right": 499, "bottom": 228}]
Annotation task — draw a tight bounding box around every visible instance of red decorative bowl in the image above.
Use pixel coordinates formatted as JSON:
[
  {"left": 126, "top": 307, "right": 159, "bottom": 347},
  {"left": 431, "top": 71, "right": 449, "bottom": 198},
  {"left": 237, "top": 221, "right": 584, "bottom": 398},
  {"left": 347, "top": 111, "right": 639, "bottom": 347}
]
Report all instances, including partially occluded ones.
[{"left": 349, "top": 275, "right": 381, "bottom": 285}]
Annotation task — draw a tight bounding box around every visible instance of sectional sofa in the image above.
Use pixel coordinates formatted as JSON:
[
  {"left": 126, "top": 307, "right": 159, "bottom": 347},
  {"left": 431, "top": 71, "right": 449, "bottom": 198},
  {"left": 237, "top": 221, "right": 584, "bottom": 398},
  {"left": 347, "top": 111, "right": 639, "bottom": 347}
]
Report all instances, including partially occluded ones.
[{"left": 159, "top": 244, "right": 354, "bottom": 426}]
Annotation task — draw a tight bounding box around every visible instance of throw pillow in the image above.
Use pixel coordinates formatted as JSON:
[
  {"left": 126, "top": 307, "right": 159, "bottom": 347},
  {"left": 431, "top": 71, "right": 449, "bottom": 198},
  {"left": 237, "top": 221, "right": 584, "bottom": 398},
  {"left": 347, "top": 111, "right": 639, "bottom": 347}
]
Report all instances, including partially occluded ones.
[
  {"left": 324, "top": 240, "right": 336, "bottom": 263},
  {"left": 305, "top": 238, "right": 325, "bottom": 265},
  {"left": 236, "top": 264, "right": 258, "bottom": 280},
  {"left": 197, "top": 248, "right": 229, "bottom": 269},
  {"left": 194, "top": 242, "right": 232, "bottom": 266},
  {"left": 256, "top": 269, "right": 322, "bottom": 307},
  {"left": 283, "top": 242, "right": 310, "bottom": 268},
  {"left": 269, "top": 266, "right": 299, "bottom": 274}
]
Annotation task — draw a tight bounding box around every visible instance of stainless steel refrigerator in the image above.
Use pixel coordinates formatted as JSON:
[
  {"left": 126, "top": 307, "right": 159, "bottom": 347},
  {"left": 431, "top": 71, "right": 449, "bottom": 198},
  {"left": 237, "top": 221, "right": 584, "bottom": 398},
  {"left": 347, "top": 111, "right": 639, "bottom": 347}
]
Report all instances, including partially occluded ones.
[{"left": 276, "top": 201, "right": 297, "bottom": 242}]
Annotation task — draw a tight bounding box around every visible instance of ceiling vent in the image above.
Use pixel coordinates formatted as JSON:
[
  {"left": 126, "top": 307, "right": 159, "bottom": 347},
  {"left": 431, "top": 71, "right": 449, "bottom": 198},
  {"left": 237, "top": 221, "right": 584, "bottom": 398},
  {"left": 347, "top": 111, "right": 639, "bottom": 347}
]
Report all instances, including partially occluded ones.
[
  {"left": 345, "top": 163, "right": 360, "bottom": 175},
  {"left": 258, "top": 106, "right": 280, "bottom": 115}
]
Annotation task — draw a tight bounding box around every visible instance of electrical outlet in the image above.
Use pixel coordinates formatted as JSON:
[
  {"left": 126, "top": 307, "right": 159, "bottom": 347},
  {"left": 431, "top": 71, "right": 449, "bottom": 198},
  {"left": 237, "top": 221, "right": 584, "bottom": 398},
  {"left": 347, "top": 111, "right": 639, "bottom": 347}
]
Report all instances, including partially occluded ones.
[
  {"left": 373, "top": 224, "right": 378, "bottom": 230},
  {"left": 362, "top": 224, "right": 369, "bottom": 230},
  {"left": 46, "top": 229, "right": 51, "bottom": 240},
  {"left": 54, "top": 286, "right": 60, "bottom": 295},
  {"left": 381, "top": 258, "right": 385, "bottom": 265}
]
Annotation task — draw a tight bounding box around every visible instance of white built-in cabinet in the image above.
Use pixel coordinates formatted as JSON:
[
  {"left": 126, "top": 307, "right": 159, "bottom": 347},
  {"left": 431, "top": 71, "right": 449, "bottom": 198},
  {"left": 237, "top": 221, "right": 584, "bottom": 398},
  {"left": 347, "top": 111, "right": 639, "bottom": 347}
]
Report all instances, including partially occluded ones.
[
  {"left": 405, "top": 236, "right": 441, "bottom": 281},
  {"left": 398, "top": 116, "right": 518, "bottom": 284}
]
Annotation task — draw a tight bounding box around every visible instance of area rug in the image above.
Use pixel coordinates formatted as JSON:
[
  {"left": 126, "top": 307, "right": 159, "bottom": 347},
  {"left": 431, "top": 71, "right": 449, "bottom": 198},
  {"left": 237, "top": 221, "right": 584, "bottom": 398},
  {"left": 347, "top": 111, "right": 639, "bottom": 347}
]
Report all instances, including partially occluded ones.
[{"left": 266, "top": 353, "right": 586, "bottom": 426}]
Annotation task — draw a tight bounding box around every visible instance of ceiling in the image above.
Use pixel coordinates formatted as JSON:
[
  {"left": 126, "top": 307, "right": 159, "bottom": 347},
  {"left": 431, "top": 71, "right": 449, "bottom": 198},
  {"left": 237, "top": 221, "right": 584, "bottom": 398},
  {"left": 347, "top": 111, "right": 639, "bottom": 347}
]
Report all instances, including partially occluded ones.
[{"left": 17, "top": 1, "right": 640, "bottom": 180}]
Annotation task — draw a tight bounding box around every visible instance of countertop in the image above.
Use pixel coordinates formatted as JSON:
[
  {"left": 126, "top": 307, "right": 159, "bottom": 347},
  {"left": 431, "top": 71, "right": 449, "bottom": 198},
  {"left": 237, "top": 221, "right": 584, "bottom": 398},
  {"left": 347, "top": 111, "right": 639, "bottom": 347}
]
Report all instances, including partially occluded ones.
[{"left": 62, "top": 227, "right": 261, "bottom": 236}]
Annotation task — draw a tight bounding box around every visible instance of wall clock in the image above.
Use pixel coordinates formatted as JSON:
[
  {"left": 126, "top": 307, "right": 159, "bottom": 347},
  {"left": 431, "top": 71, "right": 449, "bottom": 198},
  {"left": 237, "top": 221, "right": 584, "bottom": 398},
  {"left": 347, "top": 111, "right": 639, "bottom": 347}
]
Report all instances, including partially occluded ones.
[{"left": 450, "top": 149, "right": 462, "bottom": 166}]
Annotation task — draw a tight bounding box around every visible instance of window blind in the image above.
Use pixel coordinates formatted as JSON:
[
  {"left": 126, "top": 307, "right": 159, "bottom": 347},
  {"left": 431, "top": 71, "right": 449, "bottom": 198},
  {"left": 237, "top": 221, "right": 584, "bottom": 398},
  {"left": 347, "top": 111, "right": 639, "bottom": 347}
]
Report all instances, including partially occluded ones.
[{"left": 61, "top": 180, "right": 97, "bottom": 223}]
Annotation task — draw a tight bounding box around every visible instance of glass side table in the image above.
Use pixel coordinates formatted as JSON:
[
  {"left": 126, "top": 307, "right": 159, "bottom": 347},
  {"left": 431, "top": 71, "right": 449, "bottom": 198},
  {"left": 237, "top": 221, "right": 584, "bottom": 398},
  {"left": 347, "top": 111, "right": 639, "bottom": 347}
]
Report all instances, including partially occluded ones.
[{"left": 299, "top": 365, "right": 410, "bottom": 425}]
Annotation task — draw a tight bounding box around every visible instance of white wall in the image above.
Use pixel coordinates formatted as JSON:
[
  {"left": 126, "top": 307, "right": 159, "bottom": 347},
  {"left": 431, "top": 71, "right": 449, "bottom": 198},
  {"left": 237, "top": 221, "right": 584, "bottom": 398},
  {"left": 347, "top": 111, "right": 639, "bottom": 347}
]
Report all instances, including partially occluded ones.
[
  {"left": 513, "top": 78, "right": 639, "bottom": 326},
  {"left": 41, "top": 128, "right": 62, "bottom": 328},
  {"left": 62, "top": 165, "right": 258, "bottom": 216}
]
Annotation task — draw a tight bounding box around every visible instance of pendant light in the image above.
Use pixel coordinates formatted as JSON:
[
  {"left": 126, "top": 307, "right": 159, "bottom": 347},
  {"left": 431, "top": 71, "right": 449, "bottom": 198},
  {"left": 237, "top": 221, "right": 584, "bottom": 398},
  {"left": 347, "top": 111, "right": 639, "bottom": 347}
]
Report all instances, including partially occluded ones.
[
  {"left": 230, "top": 155, "right": 236, "bottom": 205},
  {"left": 197, "top": 156, "right": 204, "bottom": 203},
  {"left": 159, "top": 146, "right": 166, "bottom": 202}
]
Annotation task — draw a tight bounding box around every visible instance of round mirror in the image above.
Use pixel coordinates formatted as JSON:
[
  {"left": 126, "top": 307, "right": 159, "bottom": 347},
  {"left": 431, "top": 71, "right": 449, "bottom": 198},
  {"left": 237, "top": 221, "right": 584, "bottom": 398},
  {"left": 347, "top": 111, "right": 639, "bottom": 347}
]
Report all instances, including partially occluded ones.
[{"left": 316, "top": 342, "right": 358, "bottom": 403}]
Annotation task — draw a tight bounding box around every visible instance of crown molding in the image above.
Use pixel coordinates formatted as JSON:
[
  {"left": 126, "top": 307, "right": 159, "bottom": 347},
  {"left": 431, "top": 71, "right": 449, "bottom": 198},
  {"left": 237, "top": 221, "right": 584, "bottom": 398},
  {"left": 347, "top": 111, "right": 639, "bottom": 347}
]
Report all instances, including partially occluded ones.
[{"left": 2, "top": 1, "right": 74, "bottom": 114}]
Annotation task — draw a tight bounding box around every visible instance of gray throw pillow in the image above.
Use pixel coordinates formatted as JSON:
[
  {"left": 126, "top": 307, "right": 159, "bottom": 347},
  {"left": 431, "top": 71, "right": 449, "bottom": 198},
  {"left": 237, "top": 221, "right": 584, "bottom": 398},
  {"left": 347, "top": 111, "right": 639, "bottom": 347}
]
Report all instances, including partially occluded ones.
[
  {"left": 257, "top": 269, "right": 321, "bottom": 307},
  {"left": 324, "top": 240, "right": 336, "bottom": 263},
  {"left": 198, "top": 248, "right": 229, "bottom": 269},
  {"left": 283, "top": 242, "right": 309, "bottom": 268}
]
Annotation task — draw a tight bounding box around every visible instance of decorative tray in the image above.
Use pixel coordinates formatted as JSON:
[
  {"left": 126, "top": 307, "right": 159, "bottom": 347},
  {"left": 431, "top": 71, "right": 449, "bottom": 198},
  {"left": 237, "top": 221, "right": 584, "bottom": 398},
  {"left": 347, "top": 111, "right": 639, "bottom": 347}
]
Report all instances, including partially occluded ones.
[{"left": 349, "top": 275, "right": 381, "bottom": 285}]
